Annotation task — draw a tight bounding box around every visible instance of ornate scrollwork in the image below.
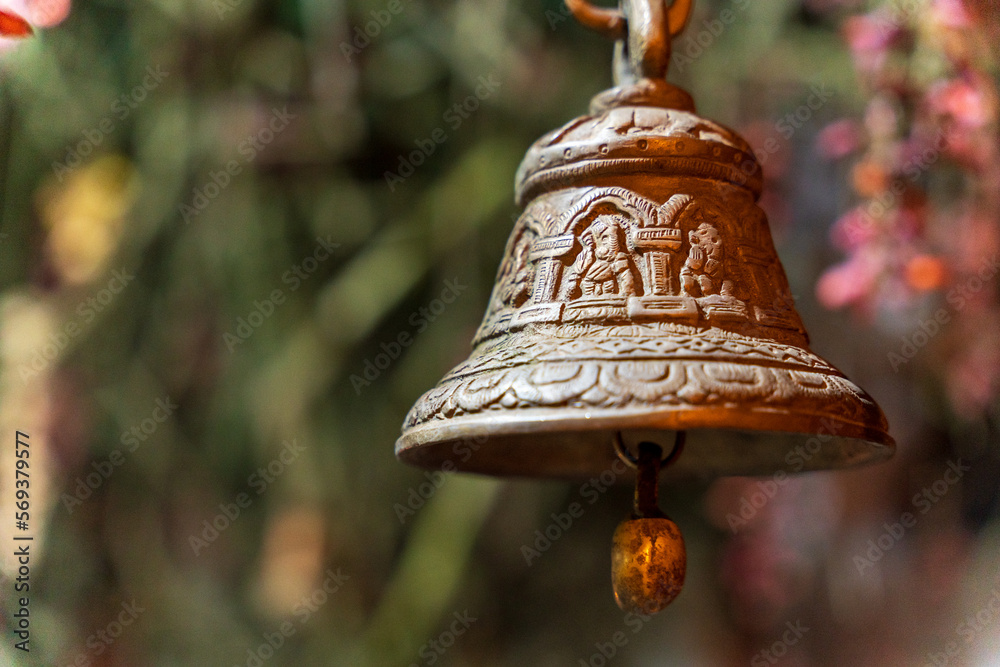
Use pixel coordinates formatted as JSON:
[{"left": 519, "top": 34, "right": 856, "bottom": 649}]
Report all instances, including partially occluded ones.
[
  {"left": 474, "top": 186, "right": 803, "bottom": 344},
  {"left": 403, "top": 354, "right": 884, "bottom": 433}
]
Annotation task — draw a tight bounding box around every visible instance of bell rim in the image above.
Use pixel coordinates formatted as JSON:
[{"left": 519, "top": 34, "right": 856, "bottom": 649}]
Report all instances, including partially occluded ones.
[{"left": 396, "top": 404, "right": 895, "bottom": 480}]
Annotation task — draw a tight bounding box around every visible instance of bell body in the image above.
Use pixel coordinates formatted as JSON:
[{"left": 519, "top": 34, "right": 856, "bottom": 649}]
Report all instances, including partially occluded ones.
[{"left": 397, "top": 81, "right": 893, "bottom": 479}]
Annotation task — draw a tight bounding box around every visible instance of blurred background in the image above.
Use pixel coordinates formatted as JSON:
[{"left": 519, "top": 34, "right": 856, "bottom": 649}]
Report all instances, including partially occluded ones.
[{"left": 0, "top": 0, "right": 998, "bottom": 664}]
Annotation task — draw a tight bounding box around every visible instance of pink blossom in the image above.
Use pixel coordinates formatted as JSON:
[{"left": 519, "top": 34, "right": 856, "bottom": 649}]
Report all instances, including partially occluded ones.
[
  {"left": 830, "top": 207, "right": 878, "bottom": 251},
  {"left": 947, "top": 345, "right": 999, "bottom": 416},
  {"left": 931, "top": 0, "right": 972, "bottom": 29},
  {"left": 893, "top": 206, "right": 925, "bottom": 241},
  {"left": 874, "top": 272, "right": 915, "bottom": 312},
  {"left": 927, "top": 79, "right": 992, "bottom": 129},
  {"left": 817, "top": 119, "right": 862, "bottom": 160},
  {"left": 938, "top": 127, "right": 992, "bottom": 170},
  {"left": 952, "top": 212, "right": 1000, "bottom": 272},
  {"left": 864, "top": 96, "right": 899, "bottom": 140},
  {"left": 816, "top": 254, "right": 879, "bottom": 309},
  {"left": 843, "top": 14, "right": 898, "bottom": 71},
  {"left": 0, "top": 0, "right": 69, "bottom": 52},
  {"left": 844, "top": 14, "right": 898, "bottom": 54},
  {"left": 28, "top": 0, "right": 70, "bottom": 27}
]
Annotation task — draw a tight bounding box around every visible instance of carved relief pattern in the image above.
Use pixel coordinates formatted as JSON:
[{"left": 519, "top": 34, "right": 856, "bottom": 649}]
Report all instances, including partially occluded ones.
[
  {"left": 515, "top": 104, "right": 766, "bottom": 206},
  {"left": 451, "top": 327, "right": 838, "bottom": 380},
  {"left": 474, "top": 186, "right": 805, "bottom": 346},
  {"left": 403, "top": 321, "right": 888, "bottom": 432},
  {"left": 404, "top": 182, "right": 883, "bottom": 433},
  {"left": 680, "top": 221, "right": 730, "bottom": 297},
  {"left": 401, "top": 85, "right": 893, "bottom": 462},
  {"left": 562, "top": 216, "right": 637, "bottom": 299},
  {"left": 403, "top": 354, "right": 883, "bottom": 431}
]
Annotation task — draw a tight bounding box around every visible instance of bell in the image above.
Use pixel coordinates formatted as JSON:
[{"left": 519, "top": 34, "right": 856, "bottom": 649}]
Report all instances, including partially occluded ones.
[{"left": 396, "top": 0, "right": 893, "bottom": 612}]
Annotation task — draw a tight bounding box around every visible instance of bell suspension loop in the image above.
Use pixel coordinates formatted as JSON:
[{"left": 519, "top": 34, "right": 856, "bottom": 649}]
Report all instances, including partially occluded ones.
[{"left": 564, "top": 0, "right": 694, "bottom": 83}]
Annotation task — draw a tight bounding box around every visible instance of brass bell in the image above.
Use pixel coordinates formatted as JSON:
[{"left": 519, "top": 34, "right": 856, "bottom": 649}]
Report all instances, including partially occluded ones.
[{"left": 397, "top": 0, "right": 893, "bottom": 613}]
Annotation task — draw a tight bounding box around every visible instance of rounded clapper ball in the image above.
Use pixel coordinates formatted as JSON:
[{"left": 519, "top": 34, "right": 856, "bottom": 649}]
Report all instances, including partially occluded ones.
[{"left": 611, "top": 515, "right": 686, "bottom": 614}]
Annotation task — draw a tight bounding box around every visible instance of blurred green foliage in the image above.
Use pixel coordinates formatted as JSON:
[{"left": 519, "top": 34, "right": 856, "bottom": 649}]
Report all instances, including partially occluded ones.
[{"left": 0, "top": 0, "right": 995, "bottom": 665}]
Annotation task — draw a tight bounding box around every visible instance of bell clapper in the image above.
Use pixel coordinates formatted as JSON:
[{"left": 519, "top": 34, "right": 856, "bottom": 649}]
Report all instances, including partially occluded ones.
[{"left": 611, "top": 432, "right": 687, "bottom": 615}]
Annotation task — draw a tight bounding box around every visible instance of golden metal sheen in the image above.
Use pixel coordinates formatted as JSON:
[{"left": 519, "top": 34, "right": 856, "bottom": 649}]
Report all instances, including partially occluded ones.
[
  {"left": 396, "top": 0, "right": 894, "bottom": 480},
  {"left": 611, "top": 440, "right": 686, "bottom": 614},
  {"left": 612, "top": 516, "right": 686, "bottom": 613}
]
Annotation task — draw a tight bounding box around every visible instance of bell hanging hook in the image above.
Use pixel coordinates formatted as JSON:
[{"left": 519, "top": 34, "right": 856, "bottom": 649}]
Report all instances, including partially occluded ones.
[
  {"left": 613, "top": 430, "right": 686, "bottom": 473},
  {"left": 563, "top": 0, "right": 693, "bottom": 84}
]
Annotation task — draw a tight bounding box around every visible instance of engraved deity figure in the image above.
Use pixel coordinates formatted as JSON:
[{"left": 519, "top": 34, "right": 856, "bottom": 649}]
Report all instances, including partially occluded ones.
[
  {"left": 564, "top": 215, "right": 636, "bottom": 298},
  {"left": 500, "top": 238, "right": 532, "bottom": 308},
  {"left": 680, "top": 221, "right": 733, "bottom": 297}
]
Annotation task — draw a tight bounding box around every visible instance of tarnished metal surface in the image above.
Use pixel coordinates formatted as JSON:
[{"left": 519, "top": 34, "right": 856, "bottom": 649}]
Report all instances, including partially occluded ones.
[
  {"left": 397, "top": 0, "right": 894, "bottom": 479},
  {"left": 612, "top": 516, "right": 686, "bottom": 614},
  {"left": 611, "top": 441, "right": 687, "bottom": 614}
]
